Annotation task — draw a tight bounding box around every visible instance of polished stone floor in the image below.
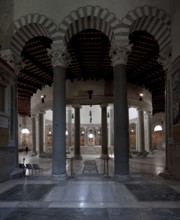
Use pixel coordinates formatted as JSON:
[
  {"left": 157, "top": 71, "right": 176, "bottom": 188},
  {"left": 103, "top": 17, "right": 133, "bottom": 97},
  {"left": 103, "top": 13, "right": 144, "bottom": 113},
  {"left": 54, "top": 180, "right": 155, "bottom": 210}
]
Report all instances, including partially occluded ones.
[{"left": 0, "top": 150, "right": 180, "bottom": 220}]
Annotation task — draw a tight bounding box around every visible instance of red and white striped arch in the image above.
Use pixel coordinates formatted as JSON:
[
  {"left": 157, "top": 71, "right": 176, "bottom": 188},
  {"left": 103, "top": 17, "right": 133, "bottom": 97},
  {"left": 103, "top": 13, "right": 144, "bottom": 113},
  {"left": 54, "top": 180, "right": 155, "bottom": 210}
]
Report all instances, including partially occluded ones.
[
  {"left": 120, "top": 5, "right": 171, "bottom": 53},
  {"left": 58, "top": 5, "right": 121, "bottom": 44},
  {"left": 11, "top": 14, "right": 57, "bottom": 56},
  {"left": 11, "top": 5, "right": 171, "bottom": 57}
]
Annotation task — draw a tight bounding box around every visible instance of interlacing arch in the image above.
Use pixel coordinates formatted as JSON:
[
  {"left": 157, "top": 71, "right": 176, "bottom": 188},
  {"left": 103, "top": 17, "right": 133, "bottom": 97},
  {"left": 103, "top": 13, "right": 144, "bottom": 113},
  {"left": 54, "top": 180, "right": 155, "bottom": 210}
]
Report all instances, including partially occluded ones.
[
  {"left": 58, "top": 5, "right": 121, "bottom": 44},
  {"left": 119, "top": 5, "right": 171, "bottom": 54},
  {"left": 10, "top": 13, "right": 57, "bottom": 56}
]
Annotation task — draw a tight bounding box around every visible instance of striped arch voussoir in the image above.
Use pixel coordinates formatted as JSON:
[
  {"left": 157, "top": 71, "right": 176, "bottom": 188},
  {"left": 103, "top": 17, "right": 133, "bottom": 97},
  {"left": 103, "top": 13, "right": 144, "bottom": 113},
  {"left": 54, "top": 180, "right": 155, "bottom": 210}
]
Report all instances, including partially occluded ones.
[
  {"left": 58, "top": 5, "right": 121, "bottom": 44},
  {"left": 11, "top": 13, "right": 57, "bottom": 56},
  {"left": 120, "top": 5, "right": 171, "bottom": 52}
]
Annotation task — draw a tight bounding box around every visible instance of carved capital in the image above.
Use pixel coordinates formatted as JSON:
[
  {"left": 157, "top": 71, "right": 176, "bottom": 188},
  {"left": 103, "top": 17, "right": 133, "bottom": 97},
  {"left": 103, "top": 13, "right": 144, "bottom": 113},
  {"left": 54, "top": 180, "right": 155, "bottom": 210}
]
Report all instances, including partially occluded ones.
[
  {"left": 47, "top": 42, "right": 71, "bottom": 68},
  {"left": 0, "top": 49, "right": 14, "bottom": 68},
  {"left": 158, "top": 46, "right": 171, "bottom": 71},
  {"left": 14, "top": 57, "right": 25, "bottom": 76},
  {"left": 109, "top": 40, "right": 132, "bottom": 66}
]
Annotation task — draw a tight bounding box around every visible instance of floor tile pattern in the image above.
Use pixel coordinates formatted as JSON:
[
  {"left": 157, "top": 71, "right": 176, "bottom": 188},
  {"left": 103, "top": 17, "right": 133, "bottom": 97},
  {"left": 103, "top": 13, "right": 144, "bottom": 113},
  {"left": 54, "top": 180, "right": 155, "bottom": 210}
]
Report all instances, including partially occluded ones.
[
  {"left": 125, "top": 184, "right": 180, "bottom": 201},
  {"left": 83, "top": 160, "right": 98, "bottom": 174},
  {"left": 0, "top": 184, "right": 54, "bottom": 201},
  {"left": 1, "top": 208, "right": 180, "bottom": 220}
]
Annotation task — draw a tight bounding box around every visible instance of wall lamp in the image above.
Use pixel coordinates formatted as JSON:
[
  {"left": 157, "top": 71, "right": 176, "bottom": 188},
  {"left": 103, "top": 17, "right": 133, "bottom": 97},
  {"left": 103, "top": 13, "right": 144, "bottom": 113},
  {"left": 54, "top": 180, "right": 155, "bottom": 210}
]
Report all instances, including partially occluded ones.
[
  {"left": 87, "top": 90, "right": 93, "bottom": 99},
  {"left": 41, "top": 95, "right": 46, "bottom": 103},
  {"left": 139, "top": 93, "right": 143, "bottom": 101}
]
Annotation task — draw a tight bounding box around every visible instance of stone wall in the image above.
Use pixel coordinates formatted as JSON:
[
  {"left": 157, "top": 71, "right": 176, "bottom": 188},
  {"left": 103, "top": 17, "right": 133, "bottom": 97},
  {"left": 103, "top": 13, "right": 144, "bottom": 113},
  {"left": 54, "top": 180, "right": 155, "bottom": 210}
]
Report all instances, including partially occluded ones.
[
  {"left": 0, "top": 147, "right": 16, "bottom": 182},
  {"left": 0, "top": 0, "right": 14, "bottom": 49}
]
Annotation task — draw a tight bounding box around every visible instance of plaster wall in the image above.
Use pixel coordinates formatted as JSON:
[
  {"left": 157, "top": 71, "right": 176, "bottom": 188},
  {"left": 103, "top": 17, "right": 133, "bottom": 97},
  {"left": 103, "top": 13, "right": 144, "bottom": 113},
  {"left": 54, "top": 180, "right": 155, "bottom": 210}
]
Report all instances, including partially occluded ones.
[
  {"left": 14, "top": 0, "right": 170, "bottom": 27},
  {"left": 171, "top": 0, "right": 180, "bottom": 60},
  {"left": 31, "top": 81, "right": 152, "bottom": 113},
  {"left": 0, "top": 0, "right": 14, "bottom": 49}
]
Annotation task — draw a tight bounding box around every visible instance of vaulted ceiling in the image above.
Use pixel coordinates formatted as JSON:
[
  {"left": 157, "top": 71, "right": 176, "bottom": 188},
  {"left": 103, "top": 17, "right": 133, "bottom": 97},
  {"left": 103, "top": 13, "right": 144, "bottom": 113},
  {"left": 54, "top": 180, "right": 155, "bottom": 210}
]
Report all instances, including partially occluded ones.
[{"left": 18, "top": 29, "right": 165, "bottom": 116}]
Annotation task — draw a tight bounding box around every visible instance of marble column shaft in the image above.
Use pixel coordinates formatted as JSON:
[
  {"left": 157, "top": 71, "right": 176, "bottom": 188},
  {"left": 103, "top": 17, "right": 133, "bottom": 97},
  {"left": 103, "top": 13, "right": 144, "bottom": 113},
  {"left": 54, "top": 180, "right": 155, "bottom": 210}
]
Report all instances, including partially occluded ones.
[
  {"left": 67, "top": 107, "right": 72, "bottom": 147},
  {"left": 74, "top": 106, "right": 82, "bottom": 159},
  {"left": 101, "top": 104, "right": 109, "bottom": 158},
  {"left": 38, "top": 112, "right": 44, "bottom": 155},
  {"left": 138, "top": 109, "right": 145, "bottom": 152},
  {"left": 146, "top": 112, "right": 152, "bottom": 152},
  {"left": 32, "top": 115, "right": 37, "bottom": 154},
  {"left": 52, "top": 66, "right": 67, "bottom": 177},
  {"left": 109, "top": 107, "right": 114, "bottom": 146},
  {"left": 114, "top": 64, "right": 129, "bottom": 176}
]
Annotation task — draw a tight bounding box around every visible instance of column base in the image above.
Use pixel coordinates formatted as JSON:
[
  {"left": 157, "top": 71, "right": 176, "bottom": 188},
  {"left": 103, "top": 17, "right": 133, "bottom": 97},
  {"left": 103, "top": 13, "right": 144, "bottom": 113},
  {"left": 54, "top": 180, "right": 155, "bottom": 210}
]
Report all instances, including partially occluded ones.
[
  {"left": 52, "top": 173, "right": 67, "bottom": 181},
  {"left": 113, "top": 173, "right": 131, "bottom": 182},
  {"left": 159, "top": 169, "right": 175, "bottom": 179},
  {"left": 99, "top": 154, "right": 110, "bottom": 159},
  {"left": 73, "top": 155, "right": 82, "bottom": 160},
  {"left": 31, "top": 151, "right": 37, "bottom": 156}
]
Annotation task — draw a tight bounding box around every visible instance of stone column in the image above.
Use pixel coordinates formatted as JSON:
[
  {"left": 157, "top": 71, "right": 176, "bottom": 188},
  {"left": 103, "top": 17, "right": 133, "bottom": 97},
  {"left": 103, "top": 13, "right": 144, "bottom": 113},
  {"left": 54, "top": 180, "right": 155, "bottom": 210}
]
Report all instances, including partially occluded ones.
[
  {"left": 73, "top": 105, "right": 82, "bottom": 159},
  {"left": 109, "top": 106, "right": 114, "bottom": 147},
  {"left": 100, "top": 104, "right": 109, "bottom": 158},
  {"left": 137, "top": 108, "right": 145, "bottom": 152},
  {"left": 38, "top": 111, "right": 44, "bottom": 155},
  {"left": 84, "top": 126, "right": 87, "bottom": 146},
  {"left": 158, "top": 51, "right": 171, "bottom": 172},
  {"left": 109, "top": 40, "right": 132, "bottom": 180},
  {"left": 67, "top": 106, "right": 72, "bottom": 149},
  {"left": 135, "top": 122, "right": 139, "bottom": 151},
  {"left": 146, "top": 111, "right": 152, "bottom": 152},
  {"left": 11, "top": 80, "right": 19, "bottom": 166},
  {"left": 31, "top": 114, "right": 37, "bottom": 155},
  {"left": 48, "top": 42, "right": 70, "bottom": 180}
]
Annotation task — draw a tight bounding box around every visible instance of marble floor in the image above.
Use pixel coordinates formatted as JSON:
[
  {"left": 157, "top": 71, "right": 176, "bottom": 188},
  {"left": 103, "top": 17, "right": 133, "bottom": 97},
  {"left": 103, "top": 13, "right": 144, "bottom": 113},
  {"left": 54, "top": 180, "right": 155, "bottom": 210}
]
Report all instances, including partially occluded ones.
[{"left": 0, "top": 150, "right": 180, "bottom": 220}]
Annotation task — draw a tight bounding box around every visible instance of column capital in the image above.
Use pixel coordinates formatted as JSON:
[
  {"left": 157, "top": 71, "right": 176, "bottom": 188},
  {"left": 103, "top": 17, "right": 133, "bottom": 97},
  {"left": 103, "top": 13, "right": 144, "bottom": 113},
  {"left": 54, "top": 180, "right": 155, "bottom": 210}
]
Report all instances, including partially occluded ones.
[
  {"left": 137, "top": 107, "right": 144, "bottom": 112},
  {"left": 31, "top": 113, "right": 37, "bottom": 118},
  {"left": 0, "top": 49, "right": 24, "bottom": 76},
  {"left": 101, "top": 103, "right": 108, "bottom": 108},
  {"left": 39, "top": 110, "right": 45, "bottom": 114},
  {"left": 146, "top": 111, "right": 152, "bottom": 116},
  {"left": 158, "top": 46, "right": 171, "bottom": 71},
  {"left": 48, "top": 42, "right": 71, "bottom": 68},
  {"left": 109, "top": 40, "right": 132, "bottom": 66},
  {"left": 0, "top": 49, "right": 14, "bottom": 67},
  {"left": 14, "top": 57, "right": 25, "bottom": 76},
  {"left": 72, "top": 104, "right": 81, "bottom": 109}
]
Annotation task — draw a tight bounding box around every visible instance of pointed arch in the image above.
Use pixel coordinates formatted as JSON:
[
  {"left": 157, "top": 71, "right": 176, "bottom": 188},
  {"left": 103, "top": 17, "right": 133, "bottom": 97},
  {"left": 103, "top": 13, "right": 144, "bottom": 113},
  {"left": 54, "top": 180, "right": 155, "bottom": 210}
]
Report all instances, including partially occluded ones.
[
  {"left": 119, "top": 6, "right": 171, "bottom": 53},
  {"left": 10, "top": 14, "right": 57, "bottom": 56},
  {"left": 58, "top": 5, "right": 121, "bottom": 44}
]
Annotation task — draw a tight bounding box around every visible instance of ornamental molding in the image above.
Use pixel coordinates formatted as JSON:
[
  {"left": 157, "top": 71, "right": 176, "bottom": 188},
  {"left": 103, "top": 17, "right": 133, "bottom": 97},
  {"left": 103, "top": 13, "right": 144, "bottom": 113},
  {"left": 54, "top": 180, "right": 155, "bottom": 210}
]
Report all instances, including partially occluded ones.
[
  {"left": 109, "top": 40, "right": 133, "bottom": 66},
  {"left": 47, "top": 42, "right": 71, "bottom": 68},
  {"left": 158, "top": 46, "right": 172, "bottom": 71},
  {"left": 0, "top": 49, "right": 14, "bottom": 69}
]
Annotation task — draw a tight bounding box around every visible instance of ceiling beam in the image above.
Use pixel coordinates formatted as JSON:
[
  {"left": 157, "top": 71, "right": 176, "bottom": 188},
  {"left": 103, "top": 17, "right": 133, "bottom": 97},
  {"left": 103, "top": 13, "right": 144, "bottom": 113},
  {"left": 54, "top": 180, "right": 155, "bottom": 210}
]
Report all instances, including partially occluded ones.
[
  {"left": 21, "top": 69, "right": 52, "bottom": 86},
  {"left": 22, "top": 51, "right": 52, "bottom": 76},
  {"left": 18, "top": 78, "right": 42, "bottom": 90}
]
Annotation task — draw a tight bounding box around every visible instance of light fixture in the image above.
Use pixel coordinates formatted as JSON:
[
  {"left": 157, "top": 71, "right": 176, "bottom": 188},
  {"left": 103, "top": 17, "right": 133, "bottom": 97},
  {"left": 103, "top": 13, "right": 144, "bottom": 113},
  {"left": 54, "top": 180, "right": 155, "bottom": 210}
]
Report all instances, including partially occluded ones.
[
  {"left": 88, "top": 133, "right": 94, "bottom": 138},
  {"left": 87, "top": 90, "right": 93, "bottom": 99},
  {"left": 21, "top": 128, "right": 30, "bottom": 134},
  {"left": 139, "top": 93, "right": 143, "bottom": 101},
  {"left": 41, "top": 95, "right": 46, "bottom": 103}
]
